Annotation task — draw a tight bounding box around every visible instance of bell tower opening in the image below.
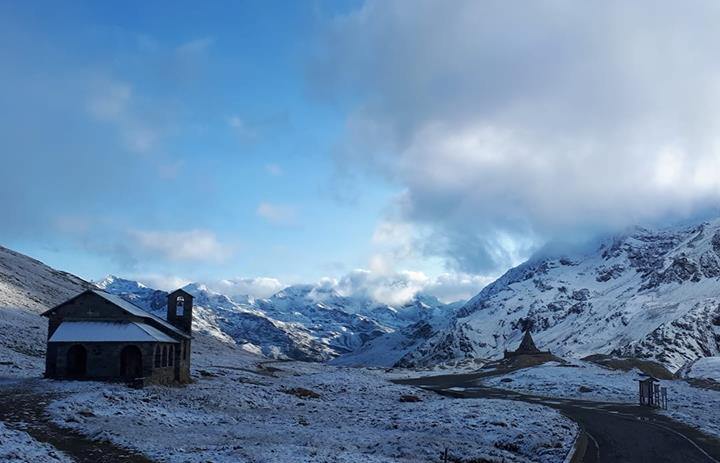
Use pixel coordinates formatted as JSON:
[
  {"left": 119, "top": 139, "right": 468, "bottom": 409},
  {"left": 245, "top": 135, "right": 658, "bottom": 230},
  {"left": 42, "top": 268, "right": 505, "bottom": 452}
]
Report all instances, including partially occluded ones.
[
  {"left": 176, "top": 296, "right": 184, "bottom": 316},
  {"left": 167, "top": 289, "right": 193, "bottom": 334}
]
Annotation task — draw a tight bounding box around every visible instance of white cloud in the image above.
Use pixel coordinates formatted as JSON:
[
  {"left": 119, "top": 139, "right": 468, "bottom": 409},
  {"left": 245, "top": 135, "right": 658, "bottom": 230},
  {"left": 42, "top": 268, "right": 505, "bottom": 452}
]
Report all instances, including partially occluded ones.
[
  {"left": 256, "top": 202, "right": 297, "bottom": 226},
  {"left": 423, "top": 272, "right": 495, "bottom": 304},
  {"left": 199, "top": 268, "right": 486, "bottom": 305},
  {"left": 328, "top": 268, "right": 487, "bottom": 305},
  {"left": 315, "top": 0, "right": 720, "bottom": 273},
  {"left": 135, "top": 274, "right": 192, "bottom": 292},
  {"left": 369, "top": 220, "right": 418, "bottom": 274},
  {"left": 186, "top": 265, "right": 488, "bottom": 305},
  {"left": 86, "top": 78, "right": 160, "bottom": 154},
  {"left": 130, "top": 229, "right": 233, "bottom": 262},
  {"left": 206, "top": 277, "right": 285, "bottom": 300}
]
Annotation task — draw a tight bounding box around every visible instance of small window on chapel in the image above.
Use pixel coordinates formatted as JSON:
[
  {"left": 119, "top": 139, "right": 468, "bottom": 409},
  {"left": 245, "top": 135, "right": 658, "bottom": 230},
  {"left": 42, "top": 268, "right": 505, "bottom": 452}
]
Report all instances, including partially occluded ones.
[
  {"left": 176, "top": 296, "right": 185, "bottom": 316},
  {"left": 154, "top": 346, "right": 161, "bottom": 367}
]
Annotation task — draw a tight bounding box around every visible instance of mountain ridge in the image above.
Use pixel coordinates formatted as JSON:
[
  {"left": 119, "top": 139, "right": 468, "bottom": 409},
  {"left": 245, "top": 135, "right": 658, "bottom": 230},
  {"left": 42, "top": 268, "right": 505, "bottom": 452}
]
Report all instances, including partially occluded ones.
[
  {"left": 97, "top": 275, "right": 459, "bottom": 362},
  {"left": 396, "top": 219, "right": 720, "bottom": 371}
]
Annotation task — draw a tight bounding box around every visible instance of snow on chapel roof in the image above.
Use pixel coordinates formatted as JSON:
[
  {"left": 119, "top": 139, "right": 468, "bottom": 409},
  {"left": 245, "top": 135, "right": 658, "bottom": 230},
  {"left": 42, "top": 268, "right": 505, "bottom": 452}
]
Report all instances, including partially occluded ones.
[
  {"left": 42, "top": 289, "right": 190, "bottom": 339},
  {"left": 48, "top": 321, "right": 179, "bottom": 343}
]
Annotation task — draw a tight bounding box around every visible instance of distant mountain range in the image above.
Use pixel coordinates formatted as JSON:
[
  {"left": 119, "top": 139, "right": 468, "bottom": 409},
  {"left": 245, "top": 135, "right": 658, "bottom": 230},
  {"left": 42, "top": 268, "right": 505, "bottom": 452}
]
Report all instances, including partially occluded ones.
[
  {"left": 95, "top": 275, "right": 459, "bottom": 364},
  {"left": 2, "top": 217, "right": 720, "bottom": 373}
]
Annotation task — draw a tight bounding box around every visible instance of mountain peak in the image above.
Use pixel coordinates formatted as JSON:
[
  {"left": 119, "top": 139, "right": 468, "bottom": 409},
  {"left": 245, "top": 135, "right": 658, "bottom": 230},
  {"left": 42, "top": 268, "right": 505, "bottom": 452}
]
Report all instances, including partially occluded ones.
[
  {"left": 95, "top": 275, "right": 147, "bottom": 292},
  {"left": 182, "top": 282, "right": 211, "bottom": 295}
]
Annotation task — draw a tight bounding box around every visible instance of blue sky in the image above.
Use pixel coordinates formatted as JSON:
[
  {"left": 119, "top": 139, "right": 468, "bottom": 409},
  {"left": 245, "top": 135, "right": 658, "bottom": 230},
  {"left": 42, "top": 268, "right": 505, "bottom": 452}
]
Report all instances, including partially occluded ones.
[
  {"left": 2, "top": 1, "right": 720, "bottom": 302},
  {"left": 0, "top": 1, "right": 408, "bottom": 290}
]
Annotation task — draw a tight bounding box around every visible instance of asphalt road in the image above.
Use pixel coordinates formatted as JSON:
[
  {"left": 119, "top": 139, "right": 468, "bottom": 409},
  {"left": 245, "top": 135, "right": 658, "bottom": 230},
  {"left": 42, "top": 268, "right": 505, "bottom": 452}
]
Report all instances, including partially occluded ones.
[{"left": 398, "top": 375, "right": 720, "bottom": 463}]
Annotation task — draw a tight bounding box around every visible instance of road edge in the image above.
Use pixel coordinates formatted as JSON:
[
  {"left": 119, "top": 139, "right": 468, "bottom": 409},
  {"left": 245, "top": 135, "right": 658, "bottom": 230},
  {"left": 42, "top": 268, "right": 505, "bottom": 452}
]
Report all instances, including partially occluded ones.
[{"left": 564, "top": 428, "right": 588, "bottom": 463}]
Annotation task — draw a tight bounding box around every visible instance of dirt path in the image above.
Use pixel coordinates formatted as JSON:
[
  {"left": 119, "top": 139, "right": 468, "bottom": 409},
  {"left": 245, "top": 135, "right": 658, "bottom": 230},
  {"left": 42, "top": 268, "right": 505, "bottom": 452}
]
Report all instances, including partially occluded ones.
[
  {"left": 0, "top": 379, "right": 153, "bottom": 463},
  {"left": 398, "top": 375, "right": 720, "bottom": 463}
]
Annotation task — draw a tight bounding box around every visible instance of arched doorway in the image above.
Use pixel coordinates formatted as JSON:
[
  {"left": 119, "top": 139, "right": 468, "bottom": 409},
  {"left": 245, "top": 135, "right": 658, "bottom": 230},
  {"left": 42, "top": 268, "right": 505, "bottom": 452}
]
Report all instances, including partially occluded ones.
[
  {"left": 120, "top": 345, "right": 143, "bottom": 380},
  {"left": 66, "top": 345, "right": 87, "bottom": 377}
]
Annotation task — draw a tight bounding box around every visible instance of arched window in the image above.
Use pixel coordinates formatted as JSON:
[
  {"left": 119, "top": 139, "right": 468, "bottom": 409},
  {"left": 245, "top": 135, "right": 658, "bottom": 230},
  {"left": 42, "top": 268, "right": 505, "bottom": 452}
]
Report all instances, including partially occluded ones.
[
  {"left": 169, "top": 346, "right": 174, "bottom": 367},
  {"left": 161, "top": 345, "right": 168, "bottom": 367},
  {"left": 176, "top": 296, "right": 185, "bottom": 316},
  {"left": 154, "top": 345, "right": 161, "bottom": 367}
]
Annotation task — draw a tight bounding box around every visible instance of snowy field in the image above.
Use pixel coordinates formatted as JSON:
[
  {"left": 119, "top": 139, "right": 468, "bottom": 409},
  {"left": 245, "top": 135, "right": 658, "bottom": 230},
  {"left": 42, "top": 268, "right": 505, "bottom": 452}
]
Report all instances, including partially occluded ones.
[
  {"left": 0, "top": 246, "right": 578, "bottom": 463},
  {"left": 480, "top": 360, "right": 720, "bottom": 438},
  {"left": 0, "top": 422, "right": 71, "bottom": 463},
  {"left": 40, "top": 347, "right": 577, "bottom": 463}
]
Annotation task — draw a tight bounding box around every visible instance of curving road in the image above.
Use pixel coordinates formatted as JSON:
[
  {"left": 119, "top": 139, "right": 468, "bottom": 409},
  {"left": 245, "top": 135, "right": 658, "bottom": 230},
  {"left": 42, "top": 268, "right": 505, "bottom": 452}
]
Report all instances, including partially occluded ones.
[{"left": 398, "top": 375, "right": 720, "bottom": 463}]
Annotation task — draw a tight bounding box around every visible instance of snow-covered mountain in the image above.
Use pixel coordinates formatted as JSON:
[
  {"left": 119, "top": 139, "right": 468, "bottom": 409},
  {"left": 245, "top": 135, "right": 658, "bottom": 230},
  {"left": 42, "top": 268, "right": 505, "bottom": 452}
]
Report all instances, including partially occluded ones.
[
  {"left": 399, "top": 219, "right": 720, "bottom": 372},
  {"left": 5, "top": 215, "right": 720, "bottom": 373},
  {"left": 0, "top": 242, "right": 459, "bottom": 368},
  {"left": 331, "top": 299, "right": 464, "bottom": 367},
  {"left": 97, "top": 277, "right": 339, "bottom": 361},
  {"left": 97, "top": 276, "right": 457, "bottom": 362}
]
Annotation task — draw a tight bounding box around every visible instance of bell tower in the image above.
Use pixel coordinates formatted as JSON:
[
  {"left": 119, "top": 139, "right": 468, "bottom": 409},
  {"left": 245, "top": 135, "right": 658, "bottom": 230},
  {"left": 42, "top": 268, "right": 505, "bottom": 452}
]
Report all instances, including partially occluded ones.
[{"left": 167, "top": 289, "right": 193, "bottom": 333}]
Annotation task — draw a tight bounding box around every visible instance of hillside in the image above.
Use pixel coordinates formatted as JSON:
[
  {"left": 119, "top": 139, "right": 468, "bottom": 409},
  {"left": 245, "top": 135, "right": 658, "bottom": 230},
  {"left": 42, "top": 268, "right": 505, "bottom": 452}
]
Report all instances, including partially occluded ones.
[
  {"left": 0, "top": 246, "right": 90, "bottom": 377},
  {"left": 398, "top": 219, "right": 720, "bottom": 371}
]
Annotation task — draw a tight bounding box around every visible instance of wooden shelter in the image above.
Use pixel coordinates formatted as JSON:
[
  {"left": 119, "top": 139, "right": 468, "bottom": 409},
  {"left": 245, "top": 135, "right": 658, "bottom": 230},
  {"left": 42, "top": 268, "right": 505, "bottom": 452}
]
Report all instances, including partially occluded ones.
[{"left": 637, "top": 376, "right": 668, "bottom": 409}]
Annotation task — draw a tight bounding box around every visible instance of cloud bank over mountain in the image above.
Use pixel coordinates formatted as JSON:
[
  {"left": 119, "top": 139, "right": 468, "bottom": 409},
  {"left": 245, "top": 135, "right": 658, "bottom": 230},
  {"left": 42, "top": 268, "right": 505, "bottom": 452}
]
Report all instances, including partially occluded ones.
[
  {"left": 134, "top": 269, "right": 488, "bottom": 305},
  {"left": 314, "top": 0, "right": 720, "bottom": 274}
]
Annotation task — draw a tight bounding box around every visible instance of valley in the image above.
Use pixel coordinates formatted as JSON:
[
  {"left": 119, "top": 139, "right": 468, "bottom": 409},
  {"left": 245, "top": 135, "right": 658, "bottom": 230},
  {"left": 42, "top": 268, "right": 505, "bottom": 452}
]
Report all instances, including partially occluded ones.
[{"left": 2, "top": 219, "right": 720, "bottom": 462}]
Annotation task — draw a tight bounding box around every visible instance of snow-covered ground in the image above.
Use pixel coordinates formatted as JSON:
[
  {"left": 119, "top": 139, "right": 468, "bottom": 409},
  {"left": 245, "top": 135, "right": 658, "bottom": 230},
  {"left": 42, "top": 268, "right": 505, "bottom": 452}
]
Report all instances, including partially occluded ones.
[
  {"left": 0, "top": 245, "right": 582, "bottom": 463},
  {"left": 42, "top": 349, "right": 577, "bottom": 463},
  {"left": 0, "top": 422, "right": 71, "bottom": 463},
  {"left": 684, "top": 356, "right": 720, "bottom": 382},
  {"left": 480, "top": 361, "right": 720, "bottom": 438}
]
